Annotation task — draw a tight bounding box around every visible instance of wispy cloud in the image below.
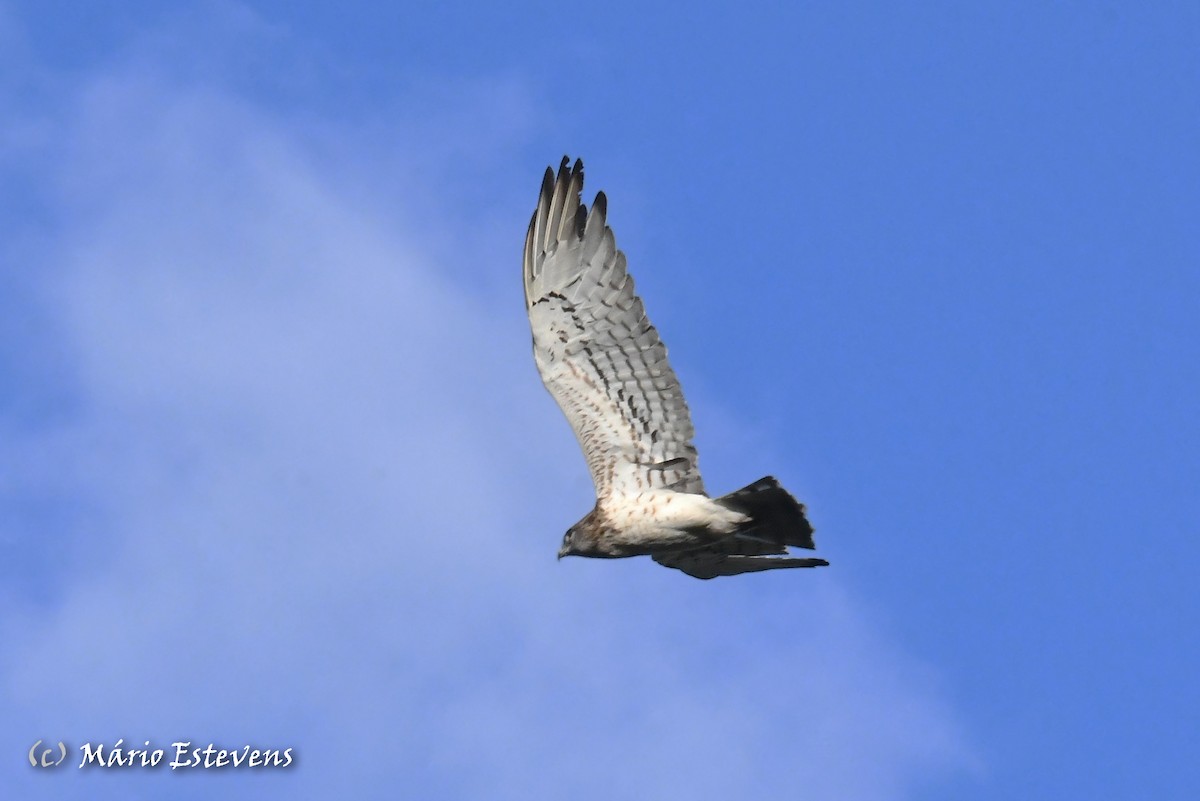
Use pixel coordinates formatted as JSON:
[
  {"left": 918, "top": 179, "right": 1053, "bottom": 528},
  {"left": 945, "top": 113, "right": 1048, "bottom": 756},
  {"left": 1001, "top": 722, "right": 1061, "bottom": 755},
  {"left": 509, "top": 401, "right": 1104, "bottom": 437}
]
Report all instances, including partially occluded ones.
[{"left": 1, "top": 16, "right": 974, "bottom": 799}]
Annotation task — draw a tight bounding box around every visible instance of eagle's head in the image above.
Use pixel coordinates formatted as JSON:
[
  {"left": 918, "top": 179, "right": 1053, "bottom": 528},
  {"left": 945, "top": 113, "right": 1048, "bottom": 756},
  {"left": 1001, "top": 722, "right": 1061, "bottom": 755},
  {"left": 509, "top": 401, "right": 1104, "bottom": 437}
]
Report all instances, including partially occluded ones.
[
  {"left": 557, "top": 509, "right": 614, "bottom": 559},
  {"left": 557, "top": 527, "right": 580, "bottom": 559}
]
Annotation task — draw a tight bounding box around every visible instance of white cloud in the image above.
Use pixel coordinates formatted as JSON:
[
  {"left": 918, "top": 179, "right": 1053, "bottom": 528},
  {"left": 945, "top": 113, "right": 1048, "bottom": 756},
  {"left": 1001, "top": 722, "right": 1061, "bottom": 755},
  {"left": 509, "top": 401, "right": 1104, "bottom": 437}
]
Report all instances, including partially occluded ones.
[{"left": 0, "top": 37, "right": 974, "bottom": 800}]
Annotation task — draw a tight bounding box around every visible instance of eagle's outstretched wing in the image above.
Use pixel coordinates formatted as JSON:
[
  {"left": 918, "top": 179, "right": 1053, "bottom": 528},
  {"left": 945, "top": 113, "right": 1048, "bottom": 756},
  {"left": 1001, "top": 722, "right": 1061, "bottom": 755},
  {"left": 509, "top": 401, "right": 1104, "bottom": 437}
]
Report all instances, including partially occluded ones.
[
  {"left": 524, "top": 158, "right": 704, "bottom": 499},
  {"left": 652, "top": 546, "right": 830, "bottom": 577},
  {"left": 653, "top": 546, "right": 828, "bottom": 579}
]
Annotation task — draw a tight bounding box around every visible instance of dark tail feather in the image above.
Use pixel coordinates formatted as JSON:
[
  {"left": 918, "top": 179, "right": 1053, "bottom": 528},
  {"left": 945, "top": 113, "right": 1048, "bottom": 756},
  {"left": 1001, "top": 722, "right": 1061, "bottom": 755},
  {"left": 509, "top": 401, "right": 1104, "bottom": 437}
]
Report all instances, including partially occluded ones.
[{"left": 715, "top": 476, "right": 816, "bottom": 550}]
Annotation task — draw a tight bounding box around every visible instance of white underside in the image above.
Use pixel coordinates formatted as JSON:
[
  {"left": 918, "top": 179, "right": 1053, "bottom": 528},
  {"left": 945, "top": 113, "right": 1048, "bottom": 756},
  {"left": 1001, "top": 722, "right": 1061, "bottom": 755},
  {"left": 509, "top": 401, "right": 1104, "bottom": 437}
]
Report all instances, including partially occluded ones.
[{"left": 600, "top": 490, "right": 749, "bottom": 551}]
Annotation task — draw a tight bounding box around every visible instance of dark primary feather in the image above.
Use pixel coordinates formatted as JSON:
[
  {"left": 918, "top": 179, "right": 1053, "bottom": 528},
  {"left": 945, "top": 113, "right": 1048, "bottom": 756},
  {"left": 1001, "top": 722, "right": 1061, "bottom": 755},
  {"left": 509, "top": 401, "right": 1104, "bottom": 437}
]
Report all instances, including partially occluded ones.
[{"left": 712, "top": 476, "right": 816, "bottom": 550}]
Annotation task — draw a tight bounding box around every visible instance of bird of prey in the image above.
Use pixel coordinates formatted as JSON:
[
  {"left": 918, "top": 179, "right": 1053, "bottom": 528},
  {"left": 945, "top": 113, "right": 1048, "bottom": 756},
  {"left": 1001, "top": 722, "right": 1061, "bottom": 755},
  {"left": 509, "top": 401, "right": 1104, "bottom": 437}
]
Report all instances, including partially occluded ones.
[{"left": 523, "top": 157, "right": 828, "bottom": 579}]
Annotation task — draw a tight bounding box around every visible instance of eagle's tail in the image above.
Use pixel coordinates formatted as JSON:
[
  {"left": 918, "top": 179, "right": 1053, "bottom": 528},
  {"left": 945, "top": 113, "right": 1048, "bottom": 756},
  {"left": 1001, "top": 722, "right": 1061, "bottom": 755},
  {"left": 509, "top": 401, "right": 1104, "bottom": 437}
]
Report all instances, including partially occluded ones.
[{"left": 714, "top": 476, "right": 816, "bottom": 550}]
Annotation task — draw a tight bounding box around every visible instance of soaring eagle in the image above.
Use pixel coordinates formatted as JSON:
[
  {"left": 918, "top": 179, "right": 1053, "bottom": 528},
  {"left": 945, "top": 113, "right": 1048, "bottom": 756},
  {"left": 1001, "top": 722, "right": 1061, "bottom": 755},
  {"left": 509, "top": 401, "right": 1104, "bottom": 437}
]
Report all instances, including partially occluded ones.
[{"left": 524, "top": 157, "right": 828, "bottom": 579}]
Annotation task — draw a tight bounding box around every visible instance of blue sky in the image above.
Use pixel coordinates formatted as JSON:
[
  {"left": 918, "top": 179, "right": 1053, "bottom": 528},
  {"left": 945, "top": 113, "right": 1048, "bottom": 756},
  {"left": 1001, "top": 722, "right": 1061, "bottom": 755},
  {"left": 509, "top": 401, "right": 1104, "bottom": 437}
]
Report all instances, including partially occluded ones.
[{"left": 1, "top": 1, "right": 1196, "bottom": 798}]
